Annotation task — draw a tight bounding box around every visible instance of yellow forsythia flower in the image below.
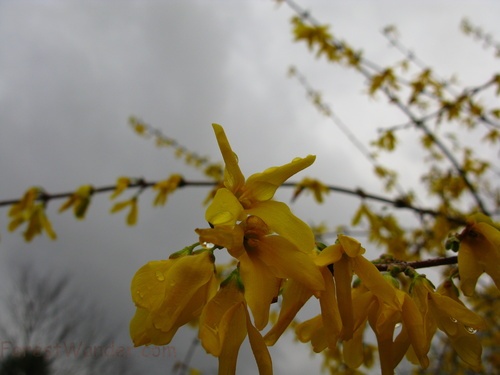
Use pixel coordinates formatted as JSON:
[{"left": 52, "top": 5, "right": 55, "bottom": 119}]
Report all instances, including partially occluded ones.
[
  {"left": 267, "top": 235, "right": 396, "bottom": 349},
  {"left": 208, "top": 123, "right": 316, "bottom": 254},
  {"left": 110, "top": 198, "right": 138, "bottom": 226},
  {"left": 315, "top": 235, "right": 399, "bottom": 341},
  {"left": 152, "top": 174, "right": 183, "bottom": 206},
  {"left": 263, "top": 278, "right": 314, "bottom": 346},
  {"left": 129, "top": 116, "right": 147, "bottom": 135},
  {"left": 292, "top": 177, "right": 330, "bottom": 203},
  {"left": 436, "top": 280, "right": 485, "bottom": 371},
  {"left": 58, "top": 185, "right": 93, "bottom": 219},
  {"left": 408, "top": 275, "right": 485, "bottom": 370},
  {"left": 458, "top": 213, "right": 500, "bottom": 296},
  {"left": 130, "top": 251, "right": 217, "bottom": 346},
  {"left": 110, "top": 177, "right": 131, "bottom": 200},
  {"left": 198, "top": 270, "right": 272, "bottom": 375},
  {"left": 197, "top": 215, "right": 324, "bottom": 330},
  {"left": 353, "top": 285, "right": 427, "bottom": 375},
  {"left": 24, "top": 204, "right": 57, "bottom": 241},
  {"left": 294, "top": 266, "right": 343, "bottom": 352},
  {"left": 8, "top": 187, "right": 57, "bottom": 241}
]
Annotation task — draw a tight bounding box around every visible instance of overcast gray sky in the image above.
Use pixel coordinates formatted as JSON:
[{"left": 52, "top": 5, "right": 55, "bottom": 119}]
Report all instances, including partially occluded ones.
[{"left": 1, "top": 1, "right": 499, "bottom": 374}]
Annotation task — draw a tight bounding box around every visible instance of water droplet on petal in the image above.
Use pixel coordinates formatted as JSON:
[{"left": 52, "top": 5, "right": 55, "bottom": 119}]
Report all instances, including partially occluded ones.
[
  {"left": 465, "top": 326, "right": 477, "bottom": 334},
  {"left": 202, "top": 242, "right": 214, "bottom": 249},
  {"left": 155, "top": 271, "right": 165, "bottom": 281},
  {"left": 450, "top": 317, "right": 458, "bottom": 323},
  {"left": 392, "top": 322, "right": 402, "bottom": 341}
]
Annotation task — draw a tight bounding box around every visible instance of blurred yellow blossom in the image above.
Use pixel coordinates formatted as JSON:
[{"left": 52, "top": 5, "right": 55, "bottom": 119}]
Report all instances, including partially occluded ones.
[
  {"left": 8, "top": 187, "right": 57, "bottom": 241},
  {"left": 58, "top": 185, "right": 93, "bottom": 219},
  {"left": 152, "top": 174, "right": 184, "bottom": 206},
  {"left": 110, "top": 197, "right": 138, "bottom": 226},
  {"left": 292, "top": 177, "right": 330, "bottom": 203},
  {"left": 110, "top": 177, "right": 132, "bottom": 200}
]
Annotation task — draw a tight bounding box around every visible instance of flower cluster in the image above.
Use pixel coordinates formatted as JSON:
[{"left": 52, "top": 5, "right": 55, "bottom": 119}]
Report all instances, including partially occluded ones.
[{"left": 129, "top": 125, "right": 496, "bottom": 375}]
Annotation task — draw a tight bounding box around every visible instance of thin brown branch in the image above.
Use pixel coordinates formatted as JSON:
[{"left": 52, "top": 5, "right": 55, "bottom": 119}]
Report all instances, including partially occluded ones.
[
  {"left": 374, "top": 255, "right": 458, "bottom": 272},
  {"left": 0, "top": 179, "right": 467, "bottom": 225}
]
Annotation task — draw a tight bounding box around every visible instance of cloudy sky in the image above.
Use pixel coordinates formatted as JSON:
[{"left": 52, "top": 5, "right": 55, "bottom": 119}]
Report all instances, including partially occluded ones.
[{"left": 1, "top": 1, "right": 499, "bottom": 374}]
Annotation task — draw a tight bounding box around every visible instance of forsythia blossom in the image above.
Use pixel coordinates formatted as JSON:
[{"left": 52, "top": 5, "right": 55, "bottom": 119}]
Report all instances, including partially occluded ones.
[
  {"left": 130, "top": 250, "right": 217, "bottom": 346},
  {"left": 199, "top": 270, "right": 272, "bottom": 375},
  {"left": 58, "top": 184, "right": 93, "bottom": 219},
  {"left": 152, "top": 174, "right": 184, "bottom": 206},
  {"left": 206, "top": 123, "right": 317, "bottom": 253},
  {"left": 110, "top": 177, "right": 132, "bottom": 200},
  {"left": 196, "top": 124, "right": 324, "bottom": 330},
  {"left": 458, "top": 213, "right": 500, "bottom": 296},
  {"left": 8, "top": 187, "right": 57, "bottom": 241},
  {"left": 110, "top": 198, "right": 138, "bottom": 226},
  {"left": 292, "top": 177, "right": 330, "bottom": 203}
]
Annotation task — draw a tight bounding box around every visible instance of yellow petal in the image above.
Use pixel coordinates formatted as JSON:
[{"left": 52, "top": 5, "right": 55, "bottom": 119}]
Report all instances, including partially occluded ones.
[
  {"left": 338, "top": 234, "right": 366, "bottom": 257},
  {"left": 129, "top": 307, "right": 176, "bottom": 346},
  {"left": 154, "top": 252, "right": 215, "bottom": 332},
  {"left": 239, "top": 252, "right": 281, "bottom": 330},
  {"left": 37, "top": 206, "right": 57, "bottom": 240},
  {"left": 131, "top": 259, "right": 173, "bottom": 310},
  {"left": 264, "top": 278, "right": 313, "bottom": 345},
  {"left": 318, "top": 267, "right": 342, "bottom": 348},
  {"left": 218, "top": 303, "right": 247, "bottom": 375},
  {"left": 245, "top": 200, "right": 315, "bottom": 253},
  {"left": 343, "top": 321, "right": 367, "bottom": 369},
  {"left": 295, "top": 315, "right": 328, "bottom": 352},
  {"left": 196, "top": 226, "right": 245, "bottom": 258},
  {"left": 401, "top": 293, "right": 429, "bottom": 368},
  {"left": 212, "top": 124, "right": 245, "bottom": 193},
  {"left": 351, "top": 286, "right": 375, "bottom": 331},
  {"left": 474, "top": 222, "right": 500, "bottom": 290},
  {"left": 458, "top": 241, "right": 483, "bottom": 296},
  {"left": 243, "top": 155, "right": 316, "bottom": 202},
  {"left": 110, "top": 200, "right": 131, "bottom": 213},
  {"left": 255, "top": 235, "right": 324, "bottom": 291},
  {"left": 368, "top": 302, "right": 400, "bottom": 375},
  {"left": 58, "top": 195, "right": 76, "bottom": 213},
  {"left": 110, "top": 177, "right": 130, "bottom": 200},
  {"left": 392, "top": 323, "right": 411, "bottom": 368},
  {"left": 335, "top": 255, "right": 354, "bottom": 341},
  {"left": 245, "top": 307, "right": 273, "bottom": 375},
  {"left": 127, "top": 199, "right": 138, "bottom": 225},
  {"left": 351, "top": 255, "right": 399, "bottom": 308},
  {"left": 430, "top": 293, "right": 486, "bottom": 330},
  {"left": 448, "top": 327, "right": 483, "bottom": 371},
  {"left": 206, "top": 188, "right": 244, "bottom": 226},
  {"left": 199, "top": 276, "right": 245, "bottom": 356},
  {"left": 315, "top": 244, "right": 343, "bottom": 266},
  {"left": 409, "top": 276, "right": 431, "bottom": 316}
]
